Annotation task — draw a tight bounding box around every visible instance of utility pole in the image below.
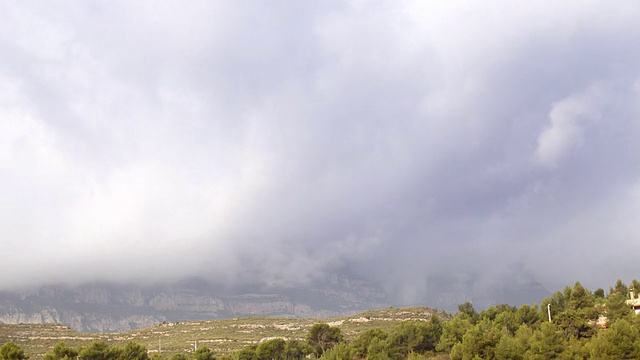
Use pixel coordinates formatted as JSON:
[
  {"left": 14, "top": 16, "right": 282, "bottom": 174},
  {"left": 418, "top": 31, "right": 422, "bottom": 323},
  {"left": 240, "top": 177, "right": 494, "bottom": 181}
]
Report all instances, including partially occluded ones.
[{"left": 547, "top": 303, "right": 552, "bottom": 322}]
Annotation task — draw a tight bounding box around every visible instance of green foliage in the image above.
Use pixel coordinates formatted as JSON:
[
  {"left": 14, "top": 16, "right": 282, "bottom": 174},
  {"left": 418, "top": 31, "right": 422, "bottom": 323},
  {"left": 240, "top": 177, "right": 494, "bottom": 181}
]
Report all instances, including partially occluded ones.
[
  {"left": 318, "top": 343, "right": 350, "bottom": 360},
  {"left": 525, "top": 322, "right": 565, "bottom": 359},
  {"left": 283, "top": 340, "right": 311, "bottom": 360},
  {"left": 386, "top": 319, "right": 441, "bottom": 359},
  {"left": 449, "top": 319, "right": 500, "bottom": 360},
  {"left": 194, "top": 346, "right": 215, "bottom": 360},
  {"left": 255, "top": 339, "right": 285, "bottom": 360},
  {"left": 612, "top": 279, "right": 628, "bottom": 296},
  {"left": 365, "top": 337, "right": 391, "bottom": 360},
  {"left": 588, "top": 318, "right": 640, "bottom": 359},
  {"left": 0, "top": 342, "right": 28, "bottom": 360},
  {"left": 43, "top": 342, "right": 77, "bottom": 360},
  {"left": 305, "top": 323, "right": 343, "bottom": 357},
  {"left": 234, "top": 345, "right": 257, "bottom": 360},
  {"left": 79, "top": 341, "right": 121, "bottom": 360},
  {"left": 350, "top": 328, "right": 388, "bottom": 359},
  {"left": 494, "top": 324, "right": 531, "bottom": 360},
  {"left": 605, "top": 291, "right": 631, "bottom": 326},
  {"left": 436, "top": 315, "right": 472, "bottom": 353},
  {"left": 514, "top": 304, "right": 540, "bottom": 328},
  {"left": 456, "top": 302, "right": 479, "bottom": 324},
  {"left": 120, "top": 341, "right": 149, "bottom": 360}
]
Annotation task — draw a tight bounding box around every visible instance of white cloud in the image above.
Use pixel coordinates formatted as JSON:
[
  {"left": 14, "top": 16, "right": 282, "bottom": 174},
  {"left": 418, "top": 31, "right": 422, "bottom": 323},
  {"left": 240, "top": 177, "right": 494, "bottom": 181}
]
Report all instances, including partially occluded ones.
[
  {"left": 1, "top": 0, "right": 640, "bottom": 300},
  {"left": 533, "top": 85, "right": 604, "bottom": 168}
]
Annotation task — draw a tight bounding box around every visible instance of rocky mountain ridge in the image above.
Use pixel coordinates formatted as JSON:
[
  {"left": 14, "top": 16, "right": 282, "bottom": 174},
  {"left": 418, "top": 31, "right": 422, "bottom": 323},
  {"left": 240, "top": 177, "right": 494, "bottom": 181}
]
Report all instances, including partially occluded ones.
[{"left": 0, "top": 275, "right": 389, "bottom": 332}]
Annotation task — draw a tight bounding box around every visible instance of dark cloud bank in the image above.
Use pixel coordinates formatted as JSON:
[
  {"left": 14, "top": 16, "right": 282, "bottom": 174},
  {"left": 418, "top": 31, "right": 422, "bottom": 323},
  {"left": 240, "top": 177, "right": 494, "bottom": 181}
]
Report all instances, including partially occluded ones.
[{"left": 2, "top": 1, "right": 640, "bottom": 307}]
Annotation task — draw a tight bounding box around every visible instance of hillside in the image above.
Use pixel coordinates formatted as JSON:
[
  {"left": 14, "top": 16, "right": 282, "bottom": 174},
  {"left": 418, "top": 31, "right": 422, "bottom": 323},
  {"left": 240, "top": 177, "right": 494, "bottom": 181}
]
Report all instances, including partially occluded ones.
[
  {"left": 0, "top": 306, "right": 450, "bottom": 359},
  {"left": 0, "top": 275, "right": 389, "bottom": 332}
]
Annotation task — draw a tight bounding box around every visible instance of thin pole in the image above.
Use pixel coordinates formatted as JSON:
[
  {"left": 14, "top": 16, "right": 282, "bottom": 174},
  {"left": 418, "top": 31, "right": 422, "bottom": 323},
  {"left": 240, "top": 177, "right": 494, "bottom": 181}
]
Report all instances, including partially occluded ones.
[{"left": 547, "top": 303, "right": 552, "bottom": 322}]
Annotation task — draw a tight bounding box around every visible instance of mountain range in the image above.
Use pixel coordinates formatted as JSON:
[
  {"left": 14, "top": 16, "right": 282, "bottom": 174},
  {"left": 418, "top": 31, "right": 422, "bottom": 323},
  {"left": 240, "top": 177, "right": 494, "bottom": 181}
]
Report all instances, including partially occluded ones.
[{"left": 0, "top": 273, "right": 550, "bottom": 332}]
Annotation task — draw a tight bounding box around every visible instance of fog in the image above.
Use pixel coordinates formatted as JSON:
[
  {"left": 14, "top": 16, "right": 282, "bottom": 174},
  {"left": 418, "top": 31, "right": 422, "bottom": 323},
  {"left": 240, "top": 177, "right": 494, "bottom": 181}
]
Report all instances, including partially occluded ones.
[{"left": 2, "top": 1, "right": 640, "bottom": 304}]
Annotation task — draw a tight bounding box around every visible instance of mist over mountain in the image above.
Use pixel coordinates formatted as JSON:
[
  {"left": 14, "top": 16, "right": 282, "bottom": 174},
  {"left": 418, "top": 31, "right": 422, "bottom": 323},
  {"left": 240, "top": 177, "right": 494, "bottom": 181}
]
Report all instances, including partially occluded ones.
[{"left": 0, "top": 272, "right": 550, "bottom": 332}]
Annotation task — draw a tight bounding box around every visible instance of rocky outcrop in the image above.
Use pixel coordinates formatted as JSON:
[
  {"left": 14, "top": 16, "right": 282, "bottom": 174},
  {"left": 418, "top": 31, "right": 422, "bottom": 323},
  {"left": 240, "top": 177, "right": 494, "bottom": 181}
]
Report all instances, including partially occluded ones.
[{"left": 0, "top": 275, "right": 389, "bottom": 332}]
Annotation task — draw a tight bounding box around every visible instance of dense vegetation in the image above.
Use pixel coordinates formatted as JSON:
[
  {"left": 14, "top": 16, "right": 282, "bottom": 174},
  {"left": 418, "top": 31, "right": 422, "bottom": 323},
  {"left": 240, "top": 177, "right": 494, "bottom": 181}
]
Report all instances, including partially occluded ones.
[{"left": 3, "top": 279, "right": 640, "bottom": 359}]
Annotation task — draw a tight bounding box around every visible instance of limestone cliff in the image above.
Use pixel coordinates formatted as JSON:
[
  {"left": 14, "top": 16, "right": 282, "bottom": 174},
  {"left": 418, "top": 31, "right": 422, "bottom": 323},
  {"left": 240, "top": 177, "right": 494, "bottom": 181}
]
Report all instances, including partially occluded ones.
[{"left": 0, "top": 275, "right": 388, "bottom": 332}]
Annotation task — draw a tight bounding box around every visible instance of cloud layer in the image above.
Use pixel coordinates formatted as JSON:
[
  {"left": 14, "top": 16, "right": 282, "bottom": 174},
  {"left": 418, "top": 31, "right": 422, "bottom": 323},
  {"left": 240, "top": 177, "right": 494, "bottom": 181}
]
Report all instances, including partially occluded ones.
[{"left": 2, "top": 1, "right": 640, "bottom": 303}]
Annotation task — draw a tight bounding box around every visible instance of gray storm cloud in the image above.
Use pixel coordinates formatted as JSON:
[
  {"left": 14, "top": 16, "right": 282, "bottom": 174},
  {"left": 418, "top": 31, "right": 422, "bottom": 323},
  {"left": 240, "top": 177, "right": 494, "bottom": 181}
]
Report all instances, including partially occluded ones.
[{"left": 1, "top": 1, "right": 640, "bottom": 303}]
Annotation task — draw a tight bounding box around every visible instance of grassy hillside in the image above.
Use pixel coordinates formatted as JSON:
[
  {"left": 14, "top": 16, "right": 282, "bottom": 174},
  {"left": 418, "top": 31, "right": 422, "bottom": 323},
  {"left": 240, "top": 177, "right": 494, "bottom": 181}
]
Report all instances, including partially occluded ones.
[{"left": 0, "top": 306, "right": 450, "bottom": 359}]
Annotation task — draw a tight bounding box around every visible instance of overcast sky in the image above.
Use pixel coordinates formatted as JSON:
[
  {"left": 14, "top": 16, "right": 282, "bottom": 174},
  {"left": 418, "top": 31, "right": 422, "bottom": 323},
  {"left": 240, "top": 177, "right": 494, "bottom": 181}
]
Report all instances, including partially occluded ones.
[{"left": 2, "top": 1, "right": 640, "bottom": 303}]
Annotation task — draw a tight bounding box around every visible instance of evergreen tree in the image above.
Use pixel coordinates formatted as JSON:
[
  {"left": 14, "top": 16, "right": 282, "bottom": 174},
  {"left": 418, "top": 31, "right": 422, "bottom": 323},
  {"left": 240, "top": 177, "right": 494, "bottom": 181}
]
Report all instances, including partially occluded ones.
[
  {"left": 306, "top": 323, "right": 343, "bottom": 357},
  {"left": 0, "top": 342, "right": 28, "bottom": 360},
  {"left": 235, "top": 345, "right": 257, "bottom": 360},
  {"left": 79, "top": 341, "right": 120, "bottom": 360},
  {"left": 525, "top": 322, "right": 564, "bottom": 360},
  {"left": 44, "top": 342, "right": 77, "bottom": 360},
  {"left": 494, "top": 324, "right": 532, "bottom": 360},
  {"left": 350, "top": 328, "right": 388, "bottom": 359},
  {"left": 366, "top": 338, "right": 392, "bottom": 360},
  {"left": 450, "top": 319, "right": 500, "bottom": 360},
  {"left": 588, "top": 318, "right": 640, "bottom": 359},
  {"left": 256, "top": 339, "right": 285, "bottom": 360},
  {"left": 283, "top": 340, "right": 311, "bottom": 360},
  {"left": 605, "top": 291, "right": 632, "bottom": 326},
  {"left": 437, "top": 315, "right": 472, "bottom": 352},
  {"left": 119, "top": 341, "right": 149, "bottom": 360},
  {"left": 317, "top": 343, "right": 350, "bottom": 360}
]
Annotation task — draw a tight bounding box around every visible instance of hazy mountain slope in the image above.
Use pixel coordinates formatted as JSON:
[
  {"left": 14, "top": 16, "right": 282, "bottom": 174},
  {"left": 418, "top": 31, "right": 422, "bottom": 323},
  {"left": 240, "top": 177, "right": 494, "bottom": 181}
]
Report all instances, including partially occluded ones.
[
  {"left": 0, "top": 275, "right": 388, "bottom": 332},
  {"left": 0, "top": 272, "right": 550, "bottom": 332}
]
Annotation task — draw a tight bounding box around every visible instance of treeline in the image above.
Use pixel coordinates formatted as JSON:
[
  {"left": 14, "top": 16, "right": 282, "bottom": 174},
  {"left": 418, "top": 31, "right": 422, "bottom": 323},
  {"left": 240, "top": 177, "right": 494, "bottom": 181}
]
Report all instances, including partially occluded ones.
[
  {"left": 439, "top": 279, "right": 640, "bottom": 359},
  {"left": 3, "top": 279, "right": 640, "bottom": 360}
]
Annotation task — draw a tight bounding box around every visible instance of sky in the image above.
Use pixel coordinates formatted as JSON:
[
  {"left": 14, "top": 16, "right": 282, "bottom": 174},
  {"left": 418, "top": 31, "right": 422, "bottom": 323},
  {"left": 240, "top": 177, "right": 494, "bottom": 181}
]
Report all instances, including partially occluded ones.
[{"left": 2, "top": 1, "right": 640, "bottom": 304}]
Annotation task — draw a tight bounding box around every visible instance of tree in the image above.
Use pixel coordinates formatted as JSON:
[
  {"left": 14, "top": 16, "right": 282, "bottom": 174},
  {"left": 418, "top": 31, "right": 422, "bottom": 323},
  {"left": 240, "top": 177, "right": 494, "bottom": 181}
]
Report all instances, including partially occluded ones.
[
  {"left": 449, "top": 320, "right": 500, "bottom": 360},
  {"left": 568, "top": 282, "right": 593, "bottom": 310},
  {"left": 457, "top": 302, "right": 479, "bottom": 324},
  {"left": 421, "top": 316, "right": 443, "bottom": 352},
  {"left": 318, "top": 343, "right": 350, "bottom": 360},
  {"left": 515, "top": 304, "right": 540, "bottom": 328},
  {"left": 588, "top": 319, "right": 640, "bottom": 360},
  {"left": 387, "top": 322, "right": 424, "bottom": 358},
  {"left": 350, "top": 328, "right": 388, "bottom": 359},
  {"left": 525, "top": 322, "right": 564, "bottom": 360},
  {"left": 256, "top": 339, "right": 285, "bottom": 360},
  {"left": 44, "top": 342, "right": 77, "bottom": 360},
  {"left": 365, "top": 338, "right": 391, "bottom": 360},
  {"left": 283, "top": 340, "right": 311, "bottom": 360},
  {"left": 79, "top": 341, "right": 119, "bottom": 360},
  {"left": 386, "top": 320, "right": 441, "bottom": 358},
  {"left": 306, "top": 323, "right": 343, "bottom": 357},
  {"left": 437, "top": 315, "right": 472, "bottom": 353},
  {"left": 494, "top": 325, "right": 531, "bottom": 360},
  {"left": 193, "top": 346, "right": 215, "bottom": 360},
  {"left": 610, "top": 279, "right": 628, "bottom": 296},
  {"left": 605, "top": 291, "right": 632, "bottom": 326},
  {"left": 0, "top": 342, "right": 28, "bottom": 360},
  {"left": 119, "top": 341, "right": 149, "bottom": 360},
  {"left": 235, "top": 345, "right": 257, "bottom": 360}
]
